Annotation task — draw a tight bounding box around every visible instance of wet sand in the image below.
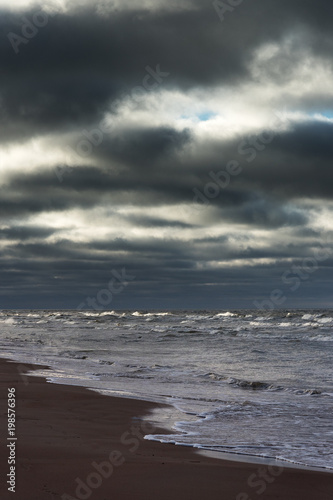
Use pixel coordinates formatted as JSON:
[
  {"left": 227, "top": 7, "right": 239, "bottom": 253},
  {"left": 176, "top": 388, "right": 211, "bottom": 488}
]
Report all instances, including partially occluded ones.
[{"left": 0, "top": 358, "right": 332, "bottom": 500}]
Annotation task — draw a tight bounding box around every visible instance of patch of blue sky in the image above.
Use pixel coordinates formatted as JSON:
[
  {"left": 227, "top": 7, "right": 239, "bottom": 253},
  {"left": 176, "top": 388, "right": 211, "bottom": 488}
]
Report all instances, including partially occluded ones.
[
  {"left": 197, "top": 111, "right": 217, "bottom": 121},
  {"left": 179, "top": 111, "right": 217, "bottom": 122},
  {"left": 311, "top": 110, "right": 333, "bottom": 119}
]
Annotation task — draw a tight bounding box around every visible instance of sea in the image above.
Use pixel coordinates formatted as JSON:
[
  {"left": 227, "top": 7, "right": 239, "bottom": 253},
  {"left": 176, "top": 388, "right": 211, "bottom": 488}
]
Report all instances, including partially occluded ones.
[{"left": 0, "top": 309, "right": 332, "bottom": 471}]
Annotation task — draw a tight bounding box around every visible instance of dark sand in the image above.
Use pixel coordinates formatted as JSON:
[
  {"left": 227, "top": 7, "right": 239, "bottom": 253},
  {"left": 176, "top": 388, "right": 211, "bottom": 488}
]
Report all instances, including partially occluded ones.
[{"left": 0, "top": 358, "right": 332, "bottom": 500}]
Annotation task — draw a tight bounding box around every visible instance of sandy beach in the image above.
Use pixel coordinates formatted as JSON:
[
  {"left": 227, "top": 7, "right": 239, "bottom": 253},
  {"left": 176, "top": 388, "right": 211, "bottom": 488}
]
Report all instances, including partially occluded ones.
[{"left": 0, "top": 358, "right": 332, "bottom": 500}]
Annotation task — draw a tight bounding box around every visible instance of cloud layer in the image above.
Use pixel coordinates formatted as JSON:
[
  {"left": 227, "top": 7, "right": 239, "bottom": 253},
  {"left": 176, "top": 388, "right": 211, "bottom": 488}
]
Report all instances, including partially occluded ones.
[{"left": 1, "top": 0, "right": 333, "bottom": 309}]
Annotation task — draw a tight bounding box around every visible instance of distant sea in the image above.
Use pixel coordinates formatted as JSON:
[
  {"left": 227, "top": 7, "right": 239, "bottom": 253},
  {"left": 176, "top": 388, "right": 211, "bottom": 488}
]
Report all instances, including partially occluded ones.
[{"left": 1, "top": 309, "right": 332, "bottom": 470}]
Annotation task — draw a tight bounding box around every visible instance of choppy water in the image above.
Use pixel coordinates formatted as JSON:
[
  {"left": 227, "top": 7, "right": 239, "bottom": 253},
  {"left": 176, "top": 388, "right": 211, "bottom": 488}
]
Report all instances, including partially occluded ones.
[{"left": 0, "top": 309, "right": 332, "bottom": 470}]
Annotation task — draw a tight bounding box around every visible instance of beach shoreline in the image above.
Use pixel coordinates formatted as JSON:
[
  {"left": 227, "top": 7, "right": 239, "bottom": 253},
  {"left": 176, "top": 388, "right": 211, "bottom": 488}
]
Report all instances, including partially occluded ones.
[{"left": 0, "top": 357, "right": 332, "bottom": 500}]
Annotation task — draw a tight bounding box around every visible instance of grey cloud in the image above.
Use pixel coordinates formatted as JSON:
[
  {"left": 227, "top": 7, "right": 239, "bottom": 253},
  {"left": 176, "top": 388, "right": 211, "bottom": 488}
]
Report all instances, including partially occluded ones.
[
  {"left": 94, "top": 126, "right": 192, "bottom": 167},
  {"left": 217, "top": 199, "right": 309, "bottom": 228},
  {"left": 1, "top": 121, "right": 331, "bottom": 220},
  {"left": 1, "top": 0, "right": 333, "bottom": 308},
  {"left": 2, "top": 1, "right": 333, "bottom": 143},
  {"left": 127, "top": 215, "right": 196, "bottom": 229},
  {"left": 0, "top": 226, "right": 56, "bottom": 240}
]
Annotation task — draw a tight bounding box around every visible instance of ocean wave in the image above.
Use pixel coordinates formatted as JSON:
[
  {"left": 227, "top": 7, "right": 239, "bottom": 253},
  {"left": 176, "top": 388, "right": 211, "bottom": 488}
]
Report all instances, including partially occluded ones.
[
  {"left": 204, "top": 374, "right": 323, "bottom": 396},
  {"left": 227, "top": 378, "right": 271, "bottom": 390},
  {"left": 214, "top": 312, "right": 237, "bottom": 318},
  {"left": 131, "top": 311, "right": 172, "bottom": 317},
  {"left": 59, "top": 350, "right": 88, "bottom": 360},
  {"left": 0, "top": 318, "right": 17, "bottom": 325},
  {"left": 203, "top": 372, "right": 227, "bottom": 381}
]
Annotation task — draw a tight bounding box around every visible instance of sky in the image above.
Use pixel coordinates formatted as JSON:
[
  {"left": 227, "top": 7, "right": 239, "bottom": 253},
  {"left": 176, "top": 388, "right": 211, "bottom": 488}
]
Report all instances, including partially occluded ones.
[{"left": 1, "top": 0, "right": 333, "bottom": 310}]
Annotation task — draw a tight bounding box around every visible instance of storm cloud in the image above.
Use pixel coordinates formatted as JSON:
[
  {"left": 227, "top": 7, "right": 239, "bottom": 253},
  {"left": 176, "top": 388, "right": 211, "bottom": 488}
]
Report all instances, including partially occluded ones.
[{"left": 1, "top": 0, "right": 333, "bottom": 309}]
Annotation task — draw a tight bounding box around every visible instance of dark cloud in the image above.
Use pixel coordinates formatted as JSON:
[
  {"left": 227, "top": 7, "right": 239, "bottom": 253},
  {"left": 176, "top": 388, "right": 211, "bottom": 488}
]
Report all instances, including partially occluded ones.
[
  {"left": 1, "top": 0, "right": 333, "bottom": 142},
  {"left": 0, "top": 226, "right": 56, "bottom": 240},
  {"left": 127, "top": 215, "right": 196, "bottom": 229},
  {"left": 95, "top": 126, "right": 192, "bottom": 167},
  {"left": 236, "top": 121, "right": 333, "bottom": 199},
  {"left": 0, "top": 120, "right": 331, "bottom": 226},
  {"left": 1, "top": 0, "right": 333, "bottom": 308}
]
